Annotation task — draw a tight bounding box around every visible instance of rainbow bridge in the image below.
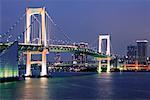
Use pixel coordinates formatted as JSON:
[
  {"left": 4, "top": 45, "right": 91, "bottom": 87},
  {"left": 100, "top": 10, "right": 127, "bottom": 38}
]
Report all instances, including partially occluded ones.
[{"left": 0, "top": 7, "right": 112, "bottom": 77}]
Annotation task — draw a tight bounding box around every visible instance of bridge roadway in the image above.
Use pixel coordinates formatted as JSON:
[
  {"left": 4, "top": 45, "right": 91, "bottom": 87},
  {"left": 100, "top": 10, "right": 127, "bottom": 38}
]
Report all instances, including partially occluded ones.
[{"left": 0, "top": 42, "right": 108, "bottom": 58}]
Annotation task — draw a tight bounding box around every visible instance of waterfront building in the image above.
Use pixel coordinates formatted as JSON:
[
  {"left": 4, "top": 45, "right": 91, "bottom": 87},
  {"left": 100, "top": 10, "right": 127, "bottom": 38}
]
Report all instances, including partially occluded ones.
[
  {"left": 0, "top": 42, "right": 19, "bottom": 82},
  {"left": 136, "top": 40, "right": 148, "bottom": 65},
  {"left": 126, "top": 45, "right": 137, "bottom": 64},
  {"left": 73, "top": 42, "right": 88, "bottom": 63},
  {"left": 148, "top": 57, "right": 150, "bottom": 65}
]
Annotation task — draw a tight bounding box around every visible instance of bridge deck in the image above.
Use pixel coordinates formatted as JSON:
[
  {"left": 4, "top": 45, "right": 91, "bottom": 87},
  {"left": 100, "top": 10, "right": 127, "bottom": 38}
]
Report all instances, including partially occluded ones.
[{"left": 0, "top": 42, "right": 108, "bottom": 58}]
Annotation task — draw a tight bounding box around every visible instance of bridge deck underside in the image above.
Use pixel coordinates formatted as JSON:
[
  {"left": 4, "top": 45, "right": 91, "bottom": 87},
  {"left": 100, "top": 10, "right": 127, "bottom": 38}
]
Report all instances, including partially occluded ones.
[{"left": 0, "top": 43, "right": 107, "bottom": 58}]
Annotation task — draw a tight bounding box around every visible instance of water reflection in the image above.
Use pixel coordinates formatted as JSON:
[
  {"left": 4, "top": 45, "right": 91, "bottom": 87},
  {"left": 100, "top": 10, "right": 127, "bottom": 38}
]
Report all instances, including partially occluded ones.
[
  {"left": 40, "top": 77, "right": 48, "bottom": 88},
  {"left": 92, "top": 73, "right": 114, "bottom": 99},
  {"left": 0, "top": 81, "right": 18, "bottom": 99},
  {"left": 21, "top": 78, "right": 49, "bottom": 99},
  {"left": 39, "top": 78, "right": 49, "bottom": 99},
  {"left": 1, "top": 73, "right": 150, "bottom": 99}
]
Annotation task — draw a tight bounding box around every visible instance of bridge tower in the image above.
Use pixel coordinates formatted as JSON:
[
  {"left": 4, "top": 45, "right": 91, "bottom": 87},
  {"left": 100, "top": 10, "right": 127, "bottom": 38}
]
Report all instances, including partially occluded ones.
[
  {"left": 98, "top": 34, "right": 111, "bottom": 73},
  {"left": 25, "top": 7, "right": 46, "bottom": 46},
  {"left": 25, "top": 7, "right": 48, "bottom": 77}
]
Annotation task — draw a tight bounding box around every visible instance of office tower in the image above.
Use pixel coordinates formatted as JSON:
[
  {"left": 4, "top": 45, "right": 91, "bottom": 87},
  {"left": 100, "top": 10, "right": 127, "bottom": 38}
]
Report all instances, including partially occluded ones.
[
  {"left": 136, "top": 40, "right": 148, "bottom": 65},
  {"left": 127, "top": 45, "right": 137, "bottom": 64}
]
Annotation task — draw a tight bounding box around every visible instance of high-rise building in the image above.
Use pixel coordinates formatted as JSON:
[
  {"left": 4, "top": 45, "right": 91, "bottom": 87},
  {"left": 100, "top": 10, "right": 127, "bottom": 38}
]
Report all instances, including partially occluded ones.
[
  {"left": 127, "top": 45, "right": 137, "bottom": 64},
  {"left": 136, "top": 40, "right": 148, "bottom": 65},
  {"left": 73, "top": 42, "right": 88, "bottom": 63}
]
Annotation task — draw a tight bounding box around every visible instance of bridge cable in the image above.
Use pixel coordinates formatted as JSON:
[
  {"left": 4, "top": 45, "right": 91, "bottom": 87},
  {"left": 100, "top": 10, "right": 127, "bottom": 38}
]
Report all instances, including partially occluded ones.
[
  {"left": 45, "top": 12, "right": 68, "bottom": 45},
  {"left": 89, "top": 37, "right": 99, "bottom": 51},
  {"left": 1, "top": 12, "right": 26, "bottom": 38},
  {"left": 32, "top": 15, "right": 42, "bottom": 44},
  {"left": 45, "top": 11, "right": 73, "bottom": 43},
  {"left": 15, "top": 16, "right": 38, "bottom": 41}
]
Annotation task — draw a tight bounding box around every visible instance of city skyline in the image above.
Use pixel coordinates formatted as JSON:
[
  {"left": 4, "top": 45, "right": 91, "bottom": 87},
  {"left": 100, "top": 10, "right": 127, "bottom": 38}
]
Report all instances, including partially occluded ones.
[
  {"left": 1, "top": 1, "right": 150, "bottom": 99},
  {"left": 0, "top": 0, "right": 150, "bottom": 56}
]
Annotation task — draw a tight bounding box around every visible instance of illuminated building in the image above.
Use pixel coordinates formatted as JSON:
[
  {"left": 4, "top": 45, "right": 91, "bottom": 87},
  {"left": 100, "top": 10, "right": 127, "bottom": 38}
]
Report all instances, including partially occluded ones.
[
  {"left": 136, "top": 40, "right": 148, "bottom": 65},
  {"left": 73, "top": 42, "right": 88, "bottom": 63},
  {"left": 127, "top": 45, "right": 137, "bottom": 64},
  {"left": 0, "top": 42, "right": 19, "bottom": 82}
]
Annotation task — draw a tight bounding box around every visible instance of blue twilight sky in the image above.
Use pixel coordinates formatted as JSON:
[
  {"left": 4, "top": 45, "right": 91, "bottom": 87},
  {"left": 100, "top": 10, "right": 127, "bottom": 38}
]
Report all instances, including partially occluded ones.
[{"left": 0, "top": 0, "right": 150, "bottom": 56}]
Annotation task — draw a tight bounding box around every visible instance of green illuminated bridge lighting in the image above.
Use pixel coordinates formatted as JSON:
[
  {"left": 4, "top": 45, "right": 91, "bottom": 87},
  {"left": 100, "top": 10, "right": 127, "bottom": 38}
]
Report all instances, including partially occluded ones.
[{"left": 0, "top": 42, "right": 108, "bottom": 58}]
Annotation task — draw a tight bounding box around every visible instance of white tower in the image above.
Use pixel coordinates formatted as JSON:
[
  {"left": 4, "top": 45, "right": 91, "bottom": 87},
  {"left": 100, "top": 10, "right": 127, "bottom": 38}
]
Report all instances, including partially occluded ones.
[
  {"left": 99, "top": 35, "right": 110, "bottom": 56},
  {"left": 25, "top": 7, "right": 46, "bottom": 46},
  {"left": 98, "top": 34, "right": 111, "bottom": 73},
  {"left": 25, "top": 7, "right": 47, "bottom": 77}
]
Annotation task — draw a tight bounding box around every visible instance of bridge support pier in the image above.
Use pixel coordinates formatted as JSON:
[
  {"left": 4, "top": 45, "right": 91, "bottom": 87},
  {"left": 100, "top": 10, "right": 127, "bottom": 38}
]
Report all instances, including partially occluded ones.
[
  {"left": 98, "top": 59, "right": 102, "bottom": 73},
  {"left": 41, "top": 49, "right": 47, "bottom": 76},
  {"left": 25, "top": 51, "right": 31, "bottom": 76},
  {"left": 25, "top": 49, "right": 48, "bottom": 77},
  {"left": 106, "top": 57, "right": 111, "bottom": 73},
  {"left": 97, "top": 57, "right": 111, "bottom": 73}
]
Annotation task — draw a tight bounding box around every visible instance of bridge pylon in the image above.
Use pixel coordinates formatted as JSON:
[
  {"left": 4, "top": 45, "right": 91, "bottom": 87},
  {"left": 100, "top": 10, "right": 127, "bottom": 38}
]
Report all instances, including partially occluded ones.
[
  {"left": 97, "top": 34, "right": 111, "bottom": 73},
  {"left": 24, "top": 7, "right": 48, "bottom": 77},
  {"left": 25, "top": 7, "right": 46, "bottom": 46}
]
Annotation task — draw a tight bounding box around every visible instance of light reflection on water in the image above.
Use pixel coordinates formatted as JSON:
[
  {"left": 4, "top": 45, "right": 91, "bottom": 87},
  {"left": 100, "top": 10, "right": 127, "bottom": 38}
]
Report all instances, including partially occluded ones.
[
  {"left": 22, "top": 78, "right": 49, "bottom": 100},
  {"left": 1, "top": 72, "right": 150, "bottom": 100}
]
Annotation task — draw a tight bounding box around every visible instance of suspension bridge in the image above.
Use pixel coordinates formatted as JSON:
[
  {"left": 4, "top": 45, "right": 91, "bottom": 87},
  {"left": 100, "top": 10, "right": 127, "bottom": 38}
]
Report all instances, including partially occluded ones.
[{"left": 0, "top": 7, "right": 112, "bottom": 77}]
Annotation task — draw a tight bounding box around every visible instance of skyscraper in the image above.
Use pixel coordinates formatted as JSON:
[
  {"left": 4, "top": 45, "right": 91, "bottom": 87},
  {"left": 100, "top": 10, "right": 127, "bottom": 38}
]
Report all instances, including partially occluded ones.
[
  {"left": 127, "top": 45, "right": 137, "bottom": 64},
  {"left": 136, "top": 40, "right": 148, "bottom": 65}
]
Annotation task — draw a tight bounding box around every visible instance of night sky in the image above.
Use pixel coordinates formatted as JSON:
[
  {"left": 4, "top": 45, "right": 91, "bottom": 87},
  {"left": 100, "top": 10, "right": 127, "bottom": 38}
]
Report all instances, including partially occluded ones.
[{"left": 0, "top": 0, "right": 150, "bottom": 56}]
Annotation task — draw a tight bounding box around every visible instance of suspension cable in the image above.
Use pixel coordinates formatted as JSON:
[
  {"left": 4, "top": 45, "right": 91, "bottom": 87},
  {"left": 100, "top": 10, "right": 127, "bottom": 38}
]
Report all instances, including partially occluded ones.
[
  {"left": 2, "top": 12, "right": 26, "bottom": 38},
  {"left": 89, "top": 37, "right": 98, "bottom": 49},
  {"left": 15, "top": 16, "right": 37, "bottom": 41},
  {"left": 45, "top": 11, "right": 73, "bottom": 43}
]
